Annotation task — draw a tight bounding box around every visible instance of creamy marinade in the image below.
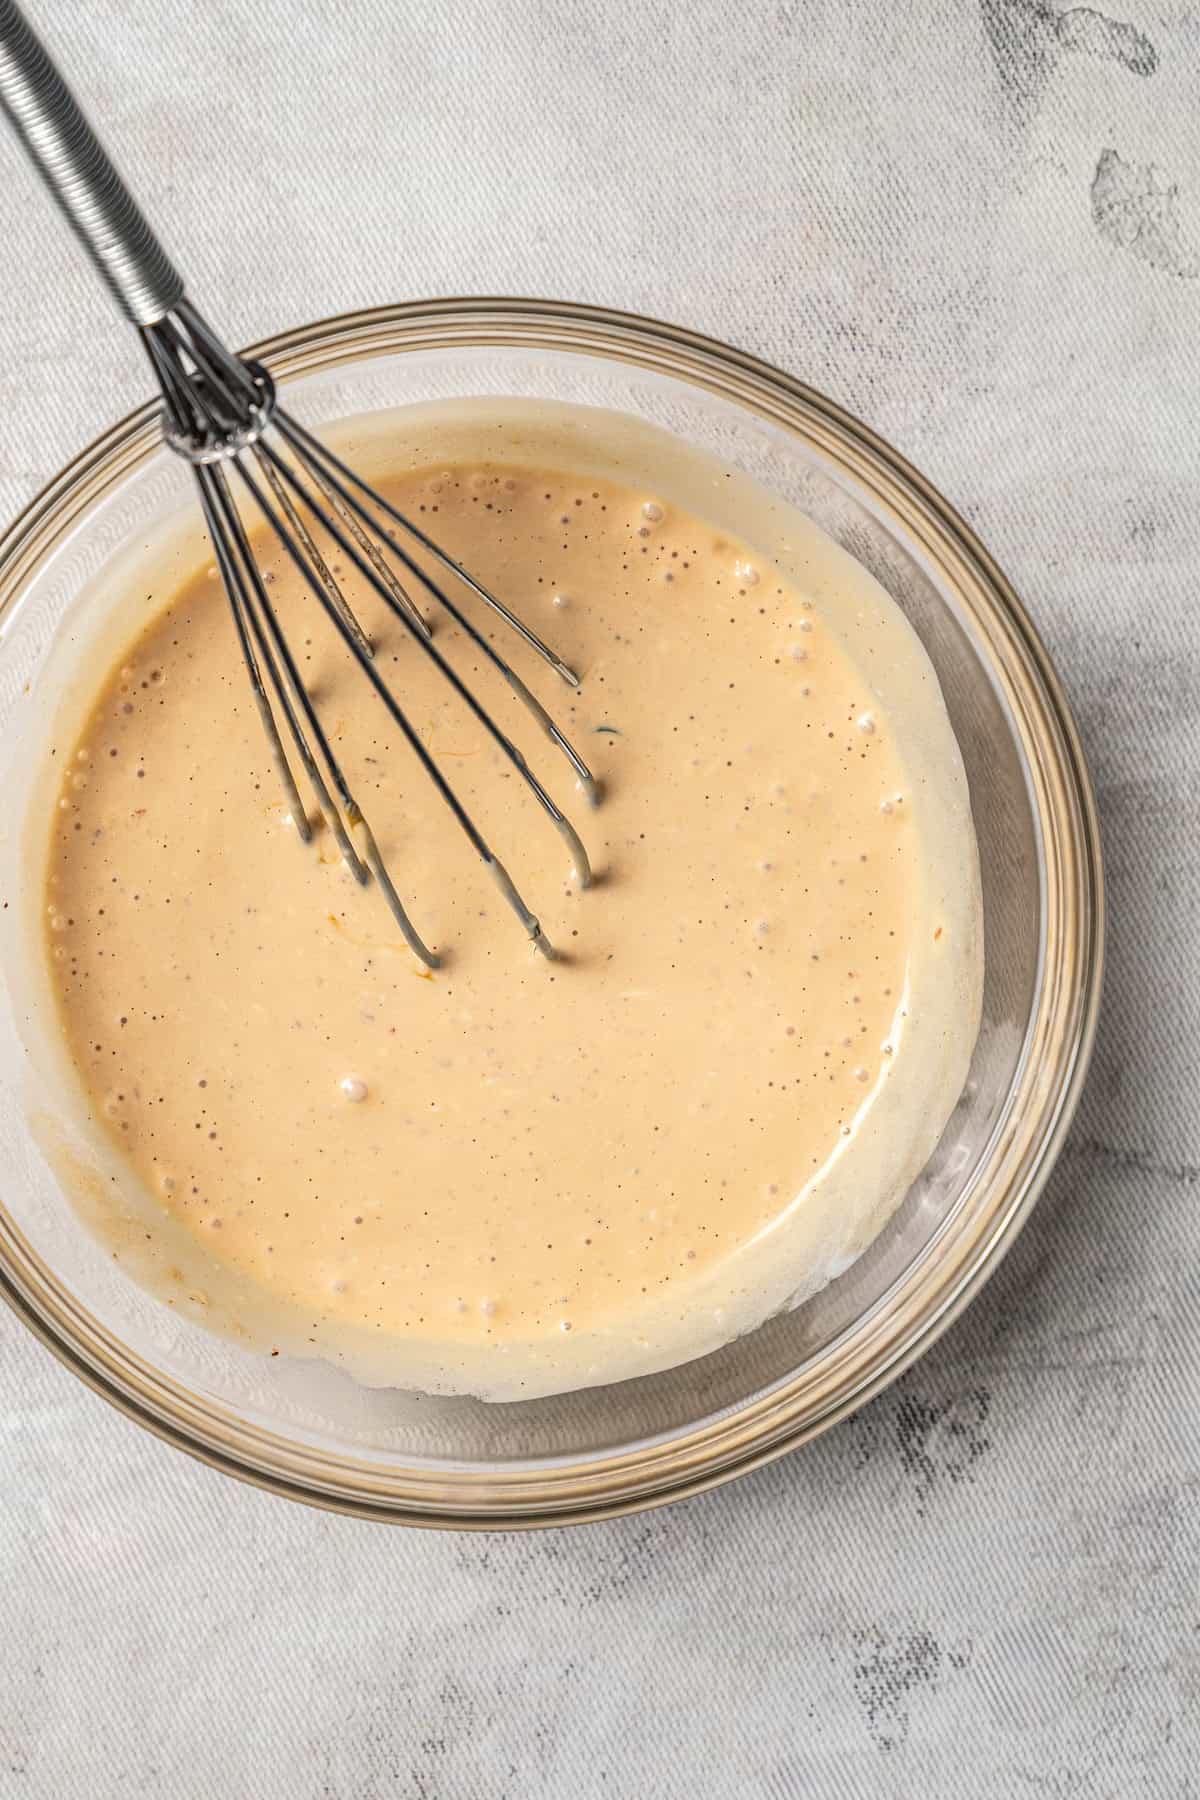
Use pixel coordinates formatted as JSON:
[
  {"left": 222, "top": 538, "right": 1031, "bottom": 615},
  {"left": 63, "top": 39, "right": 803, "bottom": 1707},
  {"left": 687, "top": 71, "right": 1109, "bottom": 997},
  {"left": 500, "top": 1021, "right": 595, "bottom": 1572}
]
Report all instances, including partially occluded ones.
[{"left": 37, "top": 400, "right": 982, "bottom": 1400}]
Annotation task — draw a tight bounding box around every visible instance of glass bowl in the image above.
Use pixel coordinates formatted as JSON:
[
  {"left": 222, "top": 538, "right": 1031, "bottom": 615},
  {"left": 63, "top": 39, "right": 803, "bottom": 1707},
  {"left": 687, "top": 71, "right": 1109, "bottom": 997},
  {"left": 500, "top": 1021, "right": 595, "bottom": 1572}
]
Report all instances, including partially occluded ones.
[{"left": 0, "top": 300, "right": 1103, "bottom": 1526}]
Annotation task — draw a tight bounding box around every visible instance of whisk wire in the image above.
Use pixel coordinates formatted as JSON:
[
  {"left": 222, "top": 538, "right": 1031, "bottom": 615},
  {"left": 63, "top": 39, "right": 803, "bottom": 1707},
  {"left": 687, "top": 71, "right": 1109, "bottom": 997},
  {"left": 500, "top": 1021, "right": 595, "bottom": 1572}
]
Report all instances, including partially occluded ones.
[
  {"left": 279, "top": 414, "right": 584, "bottom": 691},
  {"left": 233, "top": 450, "right": 559, "bottom": 959},
  {"left": 204, "top": 461, "right": 444, "bottom": 968},
  {"left": 173, "top": 298, "right": 261, "bottom": 401},
  {"left": 275, "top": 413, "right": 600, "bottom": 805},
  {"left": 204, "top": 465, "right": 369, "bottom": 884},
  {"left": 302, "top": 456, "right": 432, "bottom": 644},
  {"left": 257, "top": 454, "right": 377, "bottom": 662},
  {"left": 248, "top": 438, "right": 594, "bottom": 891},
  {"left": 194, "top": 467, "right": 311, "bottom": 847}
]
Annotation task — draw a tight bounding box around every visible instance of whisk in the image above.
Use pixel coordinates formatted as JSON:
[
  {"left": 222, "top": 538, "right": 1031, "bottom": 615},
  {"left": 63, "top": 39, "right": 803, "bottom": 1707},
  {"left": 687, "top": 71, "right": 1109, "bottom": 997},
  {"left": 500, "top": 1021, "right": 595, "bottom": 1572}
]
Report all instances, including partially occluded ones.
[{"left": 0, "top": 0, "right": 595, "bottom": 967}]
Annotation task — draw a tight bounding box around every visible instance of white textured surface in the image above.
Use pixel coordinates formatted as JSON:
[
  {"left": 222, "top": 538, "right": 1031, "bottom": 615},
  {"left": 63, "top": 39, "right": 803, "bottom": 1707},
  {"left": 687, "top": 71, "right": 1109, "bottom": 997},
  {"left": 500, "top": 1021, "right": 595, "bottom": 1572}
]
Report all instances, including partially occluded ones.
[{"left": 2, "top": 0, "right": 1198, "bottom": 1791}]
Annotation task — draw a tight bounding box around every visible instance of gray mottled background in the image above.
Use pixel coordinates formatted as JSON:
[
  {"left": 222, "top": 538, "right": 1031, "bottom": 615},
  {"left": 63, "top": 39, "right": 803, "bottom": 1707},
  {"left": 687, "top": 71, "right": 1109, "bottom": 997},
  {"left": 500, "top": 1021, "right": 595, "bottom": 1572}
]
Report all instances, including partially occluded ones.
[{"left": 2, "top": 0, "right": 1198, "bottom": 1793}]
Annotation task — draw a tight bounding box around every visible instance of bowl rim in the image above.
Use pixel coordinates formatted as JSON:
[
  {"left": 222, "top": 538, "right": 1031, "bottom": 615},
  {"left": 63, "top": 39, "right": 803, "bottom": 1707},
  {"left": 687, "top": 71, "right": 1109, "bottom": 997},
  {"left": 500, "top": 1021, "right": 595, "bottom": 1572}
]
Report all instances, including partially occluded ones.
[{"left": 0, "top": 296, "right": 1105, "bottom": 1527}]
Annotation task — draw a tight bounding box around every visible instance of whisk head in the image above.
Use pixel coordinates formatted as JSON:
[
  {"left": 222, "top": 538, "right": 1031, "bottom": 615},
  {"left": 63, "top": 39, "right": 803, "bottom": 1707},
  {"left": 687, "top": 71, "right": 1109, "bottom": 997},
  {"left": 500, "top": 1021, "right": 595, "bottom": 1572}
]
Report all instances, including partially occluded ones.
[{"left": 140, "top": 299, "right": 597, "bottom": 968}]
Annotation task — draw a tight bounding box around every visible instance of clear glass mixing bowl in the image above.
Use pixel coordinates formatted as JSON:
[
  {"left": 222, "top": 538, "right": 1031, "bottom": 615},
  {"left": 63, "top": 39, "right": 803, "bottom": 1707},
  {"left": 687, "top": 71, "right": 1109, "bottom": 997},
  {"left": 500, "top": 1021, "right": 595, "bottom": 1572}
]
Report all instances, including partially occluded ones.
[{"left": 0, "top": 300, "right": 1103, "bottom": 1526}]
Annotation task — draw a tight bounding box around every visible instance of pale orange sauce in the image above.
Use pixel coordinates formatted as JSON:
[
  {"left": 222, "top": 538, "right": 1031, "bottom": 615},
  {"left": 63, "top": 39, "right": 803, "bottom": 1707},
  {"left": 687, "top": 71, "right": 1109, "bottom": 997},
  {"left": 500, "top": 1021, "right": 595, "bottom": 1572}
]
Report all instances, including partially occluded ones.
[{"left": 42, "top": 425, "right": 980, "bottom": 1398}]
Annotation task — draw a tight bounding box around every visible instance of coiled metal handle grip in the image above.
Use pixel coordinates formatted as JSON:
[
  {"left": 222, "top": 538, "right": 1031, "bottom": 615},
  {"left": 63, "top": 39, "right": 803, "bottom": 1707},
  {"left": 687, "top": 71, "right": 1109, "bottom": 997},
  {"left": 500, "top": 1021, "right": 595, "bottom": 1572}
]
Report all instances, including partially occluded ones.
[{"left": 0, "top": 0, "right": 183, "bottom": 324}]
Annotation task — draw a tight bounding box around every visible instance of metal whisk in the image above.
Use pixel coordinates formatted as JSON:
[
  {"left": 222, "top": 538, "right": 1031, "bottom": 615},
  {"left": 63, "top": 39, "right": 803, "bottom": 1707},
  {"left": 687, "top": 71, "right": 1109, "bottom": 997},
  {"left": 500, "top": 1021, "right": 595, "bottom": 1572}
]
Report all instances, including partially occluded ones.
[{"left": 0, "top": 0, "right": 595, "bottom": 966}]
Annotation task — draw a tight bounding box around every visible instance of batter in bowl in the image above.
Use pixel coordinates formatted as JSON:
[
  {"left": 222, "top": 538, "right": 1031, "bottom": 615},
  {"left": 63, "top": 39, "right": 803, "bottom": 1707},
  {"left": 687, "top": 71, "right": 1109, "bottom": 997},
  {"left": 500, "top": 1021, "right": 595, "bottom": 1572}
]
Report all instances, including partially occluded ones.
[{"left": 38, "top": 400, "right": 982, "bottom": 1399}]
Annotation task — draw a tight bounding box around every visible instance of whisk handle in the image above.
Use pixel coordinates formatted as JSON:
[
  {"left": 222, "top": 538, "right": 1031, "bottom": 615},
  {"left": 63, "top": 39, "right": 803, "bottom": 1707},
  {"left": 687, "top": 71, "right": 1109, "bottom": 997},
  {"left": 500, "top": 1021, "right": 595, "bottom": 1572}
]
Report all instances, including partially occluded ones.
[{"left": 0, "top": 0, "right": 183, "bottom": 325}]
